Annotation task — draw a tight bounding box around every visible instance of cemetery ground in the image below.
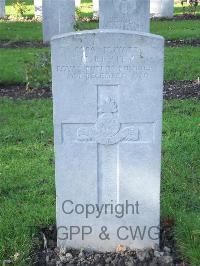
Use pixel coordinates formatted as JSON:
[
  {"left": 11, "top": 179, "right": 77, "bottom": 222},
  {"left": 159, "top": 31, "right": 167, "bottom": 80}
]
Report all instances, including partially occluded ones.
[{"left": 0, "top": 1, "right": 200, "bottom": 266}]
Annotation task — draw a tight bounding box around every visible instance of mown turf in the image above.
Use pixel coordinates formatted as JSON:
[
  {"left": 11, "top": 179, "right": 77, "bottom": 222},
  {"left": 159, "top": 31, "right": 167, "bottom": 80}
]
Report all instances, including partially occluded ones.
[
  {"left": 174, "top": 3, "right": 200, "bottom": 16},
  {"left": 4, "top": 0, "right": 200, "bottom": 17},
  {"left": 0, "top": 21, "right": 42, "bottom": 41},
  {"left": 1, "top": 19, "right": 200, "bottom": 41},
  {"left": 162, "top": 100, "right": 200, "bottom": 266},
  {"left": 1, "top": 0, "right": 200, "bottom": 41},
  {"left": 6, "top": 0, "right": 34, "bottom": 18},
  {"left": 164, "top": 46, "right": 200, "bottom": 81},
  {"left": 0, "top": 46, "right": 199, "bottom": 85},
  {"left": 0, "top": 99, "right": 199, "bottom": 265},
  {"left": 0, "top": 99, "right": 54, "bottom": 265},
  {"left": 0, "top": 48, "right": 48, "bottom": 85},
  {"left": 151, "top": 20, "right": 200, "bottom": 41},
  {"left": 0, "top": 1, "right": 200, "bottom": 265}
]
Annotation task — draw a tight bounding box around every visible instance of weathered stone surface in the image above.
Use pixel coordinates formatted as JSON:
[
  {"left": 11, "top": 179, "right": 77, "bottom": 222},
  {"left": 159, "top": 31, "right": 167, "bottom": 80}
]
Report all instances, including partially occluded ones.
[
  {"left": 42, "top": 0, "right": 75, "bottom": 43},
  {"left": 99, "top": 0, "right": 150, "bottom": 32},
  {"left": 150, "top": 0, "right": 174, "bottom": 18},
  {"left": 0, "top": 0, "right": 5, "bottom": 18},
  {"left": 51, "top": 30, "right": 164, "bottom": 251}
]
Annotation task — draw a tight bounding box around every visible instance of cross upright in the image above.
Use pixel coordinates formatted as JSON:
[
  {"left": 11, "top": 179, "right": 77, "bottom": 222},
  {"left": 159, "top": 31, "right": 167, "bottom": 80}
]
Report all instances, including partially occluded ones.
[{"left": 61, "top": 84, "right": 154, "bottom": 205}]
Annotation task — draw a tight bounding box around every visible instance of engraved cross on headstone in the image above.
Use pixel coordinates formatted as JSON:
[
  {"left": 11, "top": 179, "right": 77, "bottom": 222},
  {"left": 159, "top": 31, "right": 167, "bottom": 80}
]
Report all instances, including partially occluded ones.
[
  {"left": 61, "top": 85, "right": 153, "bottom": 205},
  {"left": 52, "top": 29, "right": 163, "bottom": 251}
]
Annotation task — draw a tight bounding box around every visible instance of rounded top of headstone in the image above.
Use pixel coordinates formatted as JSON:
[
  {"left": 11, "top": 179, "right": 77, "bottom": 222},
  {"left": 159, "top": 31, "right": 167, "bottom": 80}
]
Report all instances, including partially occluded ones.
[{"left": 51, "top": 29, "right": 164, "bottom": 44}]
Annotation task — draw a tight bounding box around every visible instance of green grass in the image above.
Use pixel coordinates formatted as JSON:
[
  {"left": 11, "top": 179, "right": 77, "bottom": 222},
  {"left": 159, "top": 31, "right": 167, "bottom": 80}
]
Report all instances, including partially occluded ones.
[
  {"left": 0, "top": 0, "right": 200, "bottom": 41},
  {"left": 4, "top": 0, "right": 200, "bottom": 17},
  {"left": 6, "top": 0, "right": 34, "bottom": 18},
  {"left": 174, "top": 3, "right": 200, "bottom": 16},
  {"left": 0, "top": 1, "right": 199, "bottom": 265},
  {"left": 151, "top": 20, "right": 200, "bottom": 40},
  {"left": 164, "top": 46, "right": 200, "bottom": 81},
  {"left": 78, "top": 0, "right": 93, "bottom": 19},
  {"left": 0, "top": 19, "right": 200, "bottom": 41},
  {"left": 0, "top": 46, "right": 199, "bottom": 85},
  {"left": 0, "top": 99, "right": 199, "bottom": 265},
  {"left": 162, "top": 100, "right": 200, "bottom": 266},
  {"left": 0, "top": 48, "right": 49, "bottom": 85},
  {"left": 76, "top": 19, "right": 200, "bottom": 42},
  {"left": 0, "top": 21, "right": 42, "bottom": 41},
  {"left": 0, "top": 99, "right": 54, "bottom": 265}
]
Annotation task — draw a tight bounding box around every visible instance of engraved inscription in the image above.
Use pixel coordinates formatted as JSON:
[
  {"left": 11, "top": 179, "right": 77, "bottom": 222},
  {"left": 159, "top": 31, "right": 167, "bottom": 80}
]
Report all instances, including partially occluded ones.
[
  {"left": 56, "top": 65, "right": 151, "bottom": 80},
  {"left": 56, "top": 45, "right": 153, "bottom": 80},
  {"left": 77, "top": 98, "right": 139, "bottom": 145}
]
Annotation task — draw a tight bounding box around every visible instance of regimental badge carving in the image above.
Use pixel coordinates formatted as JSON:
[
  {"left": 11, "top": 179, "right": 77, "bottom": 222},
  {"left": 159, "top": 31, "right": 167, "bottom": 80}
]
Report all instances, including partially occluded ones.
[{"left": 77, "top": 98, "right": 139, "bottom": 145}]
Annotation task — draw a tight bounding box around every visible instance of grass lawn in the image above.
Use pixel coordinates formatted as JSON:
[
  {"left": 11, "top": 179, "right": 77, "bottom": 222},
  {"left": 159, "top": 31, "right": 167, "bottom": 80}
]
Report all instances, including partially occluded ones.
[
  {"left": 6, "top": 0, "right": 35, "bottom": 18},
  {"left": 150, "top": 20, "right": 200, "bottom": 41},
  {"left": 162, "top": 100, "right": 200, "bottom": 265},
  {"left": 4, "top": 0, "right": 200, "bottom": 17},
  {"left": 0, "top": 99, "right": 55, "bottom": 266},
  {"left": 0, "top": 21, "right": 42, "bottom": 41},
  {"left": 164, "top": 46, "right": 200, "bottom": 81},
  {"left": 0, "top": 19, "right": 200, "bottom": 41},
  {"left": 1, "top": 0, "right": 200, "bottom": 265},
  {"left": 0, "top": 48, "right": 49, "bottom": 85},
  {"left": 77, "top": 19, "right": 200, "bottom": 41},
  {"left": 0, "top": 46, "right": 199, "bottom": 86},
  {"left": 174, "top": 3, "right": 200, "bottom": 16},
  {"left": 0, "top": 99, "right": 199, "bottom": 265},
  {"left": 1, "top": 0, "right": 200, "bottom": 41}
]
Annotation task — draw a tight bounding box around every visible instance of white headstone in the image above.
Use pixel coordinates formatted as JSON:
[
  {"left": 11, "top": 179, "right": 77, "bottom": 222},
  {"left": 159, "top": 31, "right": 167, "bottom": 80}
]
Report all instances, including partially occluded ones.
[
  {"left": 51, "top": 29, "right": 164, "bottom": 251},
  {"left": 34, "top": 0, "right": 42, "bottom": 18},
  {"left": 75, "top": 0, "right": 81, "bottom": 7},
  {"left": 42, "top": 0, "right": 75, "bottom": 43},
  {"left": 0, "top": 0, "right": 5, "bottom": 18},
  {"left": 150, "top": 0, "right": 174, "bottom": 18},
  {"left": 99, "top": 0, "right": 150, "bottom": 32},
  {"left": 93, "top": 0, "right": 99, "bottom": 18}
]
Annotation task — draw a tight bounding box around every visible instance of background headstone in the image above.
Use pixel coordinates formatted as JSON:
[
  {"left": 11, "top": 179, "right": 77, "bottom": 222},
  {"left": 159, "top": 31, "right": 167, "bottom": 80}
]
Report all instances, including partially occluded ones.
[
  {"left": 150, "top": 0, "right": 174, "bottom": 17},
  {"left": 99, "top": 0, "right": 150, "bottom": 32},
  {"left": 42, "top": 0, "right": 75, "bottom": 43},
  {"left": 93, "top": 0, "right": 99, "bottom": 18},
  {"left": 34, "top": 0, "right": 42, "bottom": 19},
  {"left": 75, "top": 0, "right": 81, "bottom": 7},
  {"left": 51, "top": 30, "right": 164, "bottom": 251},
  {"left": 0, "top": 0, "right": 5, "bottom": 18}
]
